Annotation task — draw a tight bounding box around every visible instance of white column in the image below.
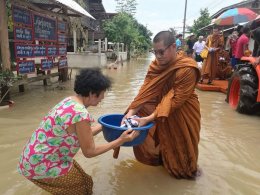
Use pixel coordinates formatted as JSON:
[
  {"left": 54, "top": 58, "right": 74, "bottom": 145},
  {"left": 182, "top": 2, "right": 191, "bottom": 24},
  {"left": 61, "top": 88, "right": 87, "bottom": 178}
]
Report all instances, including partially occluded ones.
[
  {"left": 116, "top": 42, "right": 120, "bottom": 58},
  {"left": 98, "top": 39, "right": 101, "bottom": 66},
  {"left": 105, "top": 38, "right": 108, "bottom": 51},
  {"left": 121, "top": 43, "right": 124, "bottom": 52},
  {"left": 73, "top": 29, "right": 77, "bottom": 53},
  {"left": 98, "top": 39, "right": 101, "bottom": 54}
]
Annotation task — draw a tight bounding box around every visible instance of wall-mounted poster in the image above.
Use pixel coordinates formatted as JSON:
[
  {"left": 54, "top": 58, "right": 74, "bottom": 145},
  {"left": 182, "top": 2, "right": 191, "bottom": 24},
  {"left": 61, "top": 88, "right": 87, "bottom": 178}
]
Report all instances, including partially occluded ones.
[
  {"left": 15, "top": 44, "right": 34, "bottom": 58},
  {"left": 17, "top": 60, "right": 35, "bottom": 74},
  {"left": 14, "top": 26, "right": 33, "bottom": 42},
  {"left": 12, "top": 6, "right": 32, "bottom": 26},
  {"left": 41, "top": 59, "right": 53, "bottom": 70},
  {"left": 34, "top": 14, "right": 57, "bottom": 41}
]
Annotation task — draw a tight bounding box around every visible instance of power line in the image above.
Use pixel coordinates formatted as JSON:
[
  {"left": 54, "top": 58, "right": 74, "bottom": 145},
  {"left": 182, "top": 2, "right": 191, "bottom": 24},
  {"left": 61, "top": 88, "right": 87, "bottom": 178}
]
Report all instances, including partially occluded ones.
[
  {"left": 185, "top": 0, "right": 225, "bottom": 23},
  {"left": 184, "top": 0, "right": 240, "bottom": 25}
]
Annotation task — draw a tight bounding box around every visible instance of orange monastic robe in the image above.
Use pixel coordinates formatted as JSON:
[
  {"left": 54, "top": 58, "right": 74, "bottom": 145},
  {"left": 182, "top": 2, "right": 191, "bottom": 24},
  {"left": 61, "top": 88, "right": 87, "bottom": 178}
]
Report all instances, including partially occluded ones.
[
  {"left": 129, "top": 53, "right": 201, "bottom": 179},
  {"left": 201, "top": 34, "right": 224, "bottom": 80}
]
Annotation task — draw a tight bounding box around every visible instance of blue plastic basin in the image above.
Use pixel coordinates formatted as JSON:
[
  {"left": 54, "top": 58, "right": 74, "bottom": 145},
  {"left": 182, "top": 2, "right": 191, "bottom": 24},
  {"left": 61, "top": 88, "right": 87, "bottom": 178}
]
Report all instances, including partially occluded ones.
[{"left": 98, "top": 114, "right": 154, "bottom": 146}]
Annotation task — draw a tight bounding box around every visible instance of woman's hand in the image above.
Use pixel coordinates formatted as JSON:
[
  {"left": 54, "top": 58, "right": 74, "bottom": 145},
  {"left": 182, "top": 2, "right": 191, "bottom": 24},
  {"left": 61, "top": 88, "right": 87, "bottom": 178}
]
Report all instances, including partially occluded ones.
[{"left": 118, "top": 129, "right": 140, "bottom": 143}]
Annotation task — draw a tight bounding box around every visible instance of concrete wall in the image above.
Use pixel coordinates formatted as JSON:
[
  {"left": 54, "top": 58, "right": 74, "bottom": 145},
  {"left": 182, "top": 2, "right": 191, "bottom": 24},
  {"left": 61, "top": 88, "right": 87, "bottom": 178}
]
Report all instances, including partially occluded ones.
[
  {"left": 117, "top": 52, "right": 127, "bottom": 61},
  {"left": 67, "top": 52, "right": 107, "bottom": 68}
]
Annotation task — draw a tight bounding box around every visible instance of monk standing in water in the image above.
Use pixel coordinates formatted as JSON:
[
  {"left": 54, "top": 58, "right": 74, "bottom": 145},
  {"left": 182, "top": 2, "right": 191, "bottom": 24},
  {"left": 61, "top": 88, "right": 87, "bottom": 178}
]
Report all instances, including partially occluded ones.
[
  {"left": 200, "top": 28, "right": 224, "bottom": 84},
  {"left": 123, "top": 31, "right": 201, "bottom": 179}
]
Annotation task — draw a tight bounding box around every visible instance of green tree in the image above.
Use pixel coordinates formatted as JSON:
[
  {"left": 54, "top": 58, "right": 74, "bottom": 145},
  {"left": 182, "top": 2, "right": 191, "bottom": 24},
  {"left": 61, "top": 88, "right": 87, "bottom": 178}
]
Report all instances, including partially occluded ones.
[
  {"left": 103, "top": 12, "right": 152, "bottom": 59},
  {"left": 115, "top": 0, "right": 137, "bottom": 15},
  {"left": 132, "top": 19, "right": 152, "bottom": 53},
  {"left": 191, "top": 8, "right": 211, "bottom": 36}
]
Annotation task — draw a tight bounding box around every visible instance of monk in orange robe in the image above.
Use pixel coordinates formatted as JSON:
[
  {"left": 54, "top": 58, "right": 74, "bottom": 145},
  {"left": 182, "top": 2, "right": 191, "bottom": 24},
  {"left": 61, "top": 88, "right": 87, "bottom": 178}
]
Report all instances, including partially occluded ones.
[
  {"left": 216, "top": 49, "right": 232, "bottom": 80},
  {"left": 123, "top": 31, "right": 201, "bottom": 179},
  {"left": 201, "top": 28, "right": 224, "bottom": 84}
]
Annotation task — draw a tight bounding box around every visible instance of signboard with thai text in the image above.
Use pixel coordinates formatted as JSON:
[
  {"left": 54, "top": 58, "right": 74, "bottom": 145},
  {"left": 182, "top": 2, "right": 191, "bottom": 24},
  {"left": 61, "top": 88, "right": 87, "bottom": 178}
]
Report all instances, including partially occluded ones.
[
  {"left": 58, "top": 57, "right": 68, "bottom": 69},
  {"left": 57, "top": 21, "right": 66, "bottom": 32},
  {"left": 12, "top": 6, "right": 32, "bottom": 26},
  {"left": 14, "top": 26, "right": 33, "bottom": 42},
  {"left": 15, "top": 44, "right": 34, "bottom": 58},
  {"left": 41, "top": 59, "right": 53, "bottom": 70},
  {"left": 33, "top": 14, "right": 57, "bottom": 41},
  {"left": 58, "top": 34, "right": 66, "bottom": 44},
  {"left": 58, "top": 45, "right": 67, "bottom": 56},
  {"left": 34, "top": 45, "right": 46, "bottom": 57},
  {"left": 17, "top": 60, "right": 35, "bottom": 74},
  {"left": 47, "top": 45, "right": 57, "bottom": 57}
]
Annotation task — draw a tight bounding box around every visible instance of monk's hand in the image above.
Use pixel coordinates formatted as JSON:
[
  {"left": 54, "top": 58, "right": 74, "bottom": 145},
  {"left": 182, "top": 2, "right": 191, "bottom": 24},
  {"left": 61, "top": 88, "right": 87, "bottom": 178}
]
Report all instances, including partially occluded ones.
[
  {"left": 121, "top": 110, "right": 135, "bottom": 125},
  {"left": 119, "top": 129, "right": 140, "bottom": 143},
  {"left": 136, "top": 113, "right": 155, "bottom": 127}
]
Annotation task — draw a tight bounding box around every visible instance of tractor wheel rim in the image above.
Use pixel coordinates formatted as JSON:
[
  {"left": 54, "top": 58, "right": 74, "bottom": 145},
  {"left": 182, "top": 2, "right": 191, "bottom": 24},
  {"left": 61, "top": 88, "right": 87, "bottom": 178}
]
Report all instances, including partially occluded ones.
[{"left": 229, "top": 77, "right": 240, "bottom": 109}]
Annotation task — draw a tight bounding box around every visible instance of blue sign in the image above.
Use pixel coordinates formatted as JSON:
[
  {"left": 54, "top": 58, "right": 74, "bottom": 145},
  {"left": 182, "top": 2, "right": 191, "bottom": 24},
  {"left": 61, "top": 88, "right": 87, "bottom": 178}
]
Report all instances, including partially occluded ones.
[
  {"left": 17, "top": 60, "right": 35, "bottom": 74},
  {"left": 58, "top": 21, "right": 66, "bottom": 32},
  {"left": 59, "top": 45, "right": 67, "bottom": 56},
  {"left": 58, "top": 57, "right": 68, "bottom": 69},
  {"left": 13, "top": 6, "right": 32, "bottom": 26},
  {"left": 34, "top": 45, "right": 46, "bottom": 57},
  {"left": 14, "top": 27, "right": 33, "bottom": 42},
  {"left": 34, "top": 14, "right": 57, "bottom": 41},
  {"left": 58, "top": 34, "right": 66, "bottom": 43},
  {"left": 15, "top": 44, "right": 34, "bottom": 58},
  {"left": 47, "top": 46, "right": 57, "bottom": 56},
  {"left": 41, "top": 59, "right": 53, "bottom": 70}
]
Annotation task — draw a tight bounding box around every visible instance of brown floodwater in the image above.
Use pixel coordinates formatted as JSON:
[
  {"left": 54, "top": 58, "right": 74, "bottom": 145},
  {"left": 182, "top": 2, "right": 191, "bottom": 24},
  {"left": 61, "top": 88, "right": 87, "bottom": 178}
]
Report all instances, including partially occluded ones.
[{"left": 0, "top": 54, "right": 260, "bottom": 195}]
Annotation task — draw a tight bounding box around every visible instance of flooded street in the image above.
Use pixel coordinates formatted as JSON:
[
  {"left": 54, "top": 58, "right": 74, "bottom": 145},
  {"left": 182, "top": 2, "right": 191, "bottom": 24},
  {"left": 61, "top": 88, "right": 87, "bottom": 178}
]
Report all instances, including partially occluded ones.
[{"left": 0, "top": 54, "right": 260, "bottom": 195}]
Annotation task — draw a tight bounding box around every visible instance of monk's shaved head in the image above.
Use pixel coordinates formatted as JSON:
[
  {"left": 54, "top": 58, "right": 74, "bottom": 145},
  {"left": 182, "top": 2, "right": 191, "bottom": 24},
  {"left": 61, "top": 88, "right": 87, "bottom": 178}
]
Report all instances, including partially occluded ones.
[{"left": 153, "top": 31, "right": 176, "bottom": 46}]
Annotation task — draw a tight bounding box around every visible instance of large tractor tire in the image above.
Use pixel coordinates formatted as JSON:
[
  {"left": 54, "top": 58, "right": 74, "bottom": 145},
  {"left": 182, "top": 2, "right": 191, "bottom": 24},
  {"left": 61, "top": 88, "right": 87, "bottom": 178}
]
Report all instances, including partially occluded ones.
[{"left": 227, "top": 64, "right": 259, "bottom": 115}]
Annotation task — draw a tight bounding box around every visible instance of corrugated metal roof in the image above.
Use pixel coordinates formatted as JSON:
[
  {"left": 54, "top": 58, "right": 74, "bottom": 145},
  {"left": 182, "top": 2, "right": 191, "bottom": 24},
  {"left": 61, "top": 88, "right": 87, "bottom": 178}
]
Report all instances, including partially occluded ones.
[
  {"left": 54, "top": 0, "right": 95, "bottom": 19},
  {"left": 27, "top": 0, "right": 95, "bottom": 19}
]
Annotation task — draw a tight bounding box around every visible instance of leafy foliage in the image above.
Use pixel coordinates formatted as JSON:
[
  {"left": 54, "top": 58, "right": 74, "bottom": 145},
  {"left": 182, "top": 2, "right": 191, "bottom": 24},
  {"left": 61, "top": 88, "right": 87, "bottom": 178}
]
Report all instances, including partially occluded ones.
[
  {"left": 190, "top": 8, "right": 211, "bottom": 36},
  {"left": 0, "top": 70, "right": 22, "bottom": 104},
  {"left": 0, "top": 70, "right": 22, "bottom": 88},
  {"left": 102, "top": 12, "right": 152, "bottom": 58}
]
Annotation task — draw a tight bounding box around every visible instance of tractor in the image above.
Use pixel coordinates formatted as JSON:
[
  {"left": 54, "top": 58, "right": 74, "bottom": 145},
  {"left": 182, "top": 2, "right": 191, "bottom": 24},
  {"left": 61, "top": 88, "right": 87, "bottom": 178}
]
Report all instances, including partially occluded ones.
[{"left": 227, "top": 57, "right": 260, "bottom": 114}]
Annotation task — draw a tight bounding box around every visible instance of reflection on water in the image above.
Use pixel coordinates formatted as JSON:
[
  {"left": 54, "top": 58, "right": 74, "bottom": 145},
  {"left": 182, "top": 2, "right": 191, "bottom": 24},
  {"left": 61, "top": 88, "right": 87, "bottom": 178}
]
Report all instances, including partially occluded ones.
[{"left": 0, "top": 54, "right": 260, "bottom": 195}]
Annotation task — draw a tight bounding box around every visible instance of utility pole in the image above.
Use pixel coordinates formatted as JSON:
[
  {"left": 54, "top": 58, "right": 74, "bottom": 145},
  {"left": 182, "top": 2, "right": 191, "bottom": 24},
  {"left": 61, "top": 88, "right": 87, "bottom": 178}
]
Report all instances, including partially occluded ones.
[
  {"left": 182, "top": 0, "right": 187, "bottom": 39},
  {"left": 0, "top": 0, "right": 12, "bottom": 106},
  {"left": 0, "top": 0, "right": 11, "bottom": 71}
]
